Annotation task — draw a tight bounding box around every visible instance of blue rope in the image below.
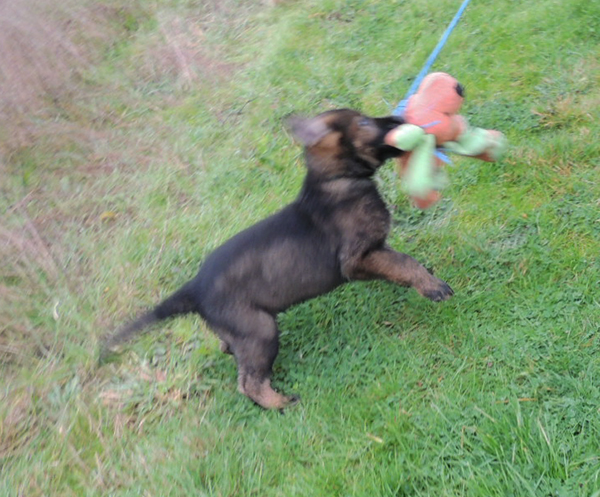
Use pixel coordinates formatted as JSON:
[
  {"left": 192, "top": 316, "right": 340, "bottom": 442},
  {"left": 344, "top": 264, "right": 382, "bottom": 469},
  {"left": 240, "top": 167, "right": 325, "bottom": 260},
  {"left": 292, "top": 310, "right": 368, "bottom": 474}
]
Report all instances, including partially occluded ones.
[{"left": 393, "top": 0, "right": 473, "bottom": 116}]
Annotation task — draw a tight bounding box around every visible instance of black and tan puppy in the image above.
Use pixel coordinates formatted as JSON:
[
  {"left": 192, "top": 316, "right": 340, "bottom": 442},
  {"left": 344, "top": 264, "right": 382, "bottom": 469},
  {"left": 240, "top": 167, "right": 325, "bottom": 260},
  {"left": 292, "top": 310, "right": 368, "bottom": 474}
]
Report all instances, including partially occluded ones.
[{"left": 103, "top": 109, "right": 453, "bottom": 409}]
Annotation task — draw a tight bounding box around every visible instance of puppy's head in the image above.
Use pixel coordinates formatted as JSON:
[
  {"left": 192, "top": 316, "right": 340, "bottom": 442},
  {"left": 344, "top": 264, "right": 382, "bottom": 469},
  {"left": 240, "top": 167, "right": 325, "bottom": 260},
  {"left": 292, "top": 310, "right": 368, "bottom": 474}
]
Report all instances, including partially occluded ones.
[{"left": 287, "top": 109, "right": 404, "bottom": 178}]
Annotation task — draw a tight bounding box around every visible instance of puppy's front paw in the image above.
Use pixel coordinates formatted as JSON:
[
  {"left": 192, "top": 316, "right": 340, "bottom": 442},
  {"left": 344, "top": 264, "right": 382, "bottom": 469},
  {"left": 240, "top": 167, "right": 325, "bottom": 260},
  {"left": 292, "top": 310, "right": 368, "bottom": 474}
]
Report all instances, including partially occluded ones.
[{"left": 419, "top": 277, "right": 454, "bottom": 302}]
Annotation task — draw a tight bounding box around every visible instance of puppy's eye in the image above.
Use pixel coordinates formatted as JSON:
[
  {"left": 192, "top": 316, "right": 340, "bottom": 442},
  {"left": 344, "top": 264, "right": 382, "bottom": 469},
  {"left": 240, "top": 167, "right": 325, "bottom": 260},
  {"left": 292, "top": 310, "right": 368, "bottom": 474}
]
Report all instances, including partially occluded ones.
[{"left": 358, "top": 117, "right": 371, "bottom": 127}]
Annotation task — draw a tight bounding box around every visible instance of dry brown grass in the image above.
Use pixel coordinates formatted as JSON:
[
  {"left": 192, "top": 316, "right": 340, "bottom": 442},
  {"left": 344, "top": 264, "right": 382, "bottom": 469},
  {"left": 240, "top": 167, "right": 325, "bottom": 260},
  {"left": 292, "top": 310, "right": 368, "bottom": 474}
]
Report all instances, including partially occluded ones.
[
  {"left": 0, "top": 0, "right": 253, "bottom": 380},
  {"left": 0, "top": 1, "right": 258, "bottom": 484},
  {"left": 0, "top": 0, "right": 141, "bottom": 382},
  {"left": 0, "top": 0, "right": 137, "bottom": 154},
  {"left": 148, "top": 12, "right": 237, "bottom": 88}
]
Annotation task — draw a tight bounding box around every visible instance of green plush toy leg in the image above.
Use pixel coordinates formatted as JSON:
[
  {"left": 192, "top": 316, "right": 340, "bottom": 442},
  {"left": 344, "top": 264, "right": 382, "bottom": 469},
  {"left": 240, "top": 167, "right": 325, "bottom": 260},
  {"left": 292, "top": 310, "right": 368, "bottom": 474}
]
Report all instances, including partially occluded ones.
[
  {"left": 387, "top": 124, "right": 449, "bottom": 198},
  {"left": 402, "top": 134, "right": 448, "bottom": 197},
  {"left": 444, "top": 126, "right": 507, "bottom": 160}
]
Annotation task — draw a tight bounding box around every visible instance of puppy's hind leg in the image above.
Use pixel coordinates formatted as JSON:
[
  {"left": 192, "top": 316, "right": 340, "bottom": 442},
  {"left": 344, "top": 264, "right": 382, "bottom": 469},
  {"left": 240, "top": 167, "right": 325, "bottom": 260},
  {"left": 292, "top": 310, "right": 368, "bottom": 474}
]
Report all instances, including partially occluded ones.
[{"left": 222, "top": 309, "right": 297, "bottom": 410}]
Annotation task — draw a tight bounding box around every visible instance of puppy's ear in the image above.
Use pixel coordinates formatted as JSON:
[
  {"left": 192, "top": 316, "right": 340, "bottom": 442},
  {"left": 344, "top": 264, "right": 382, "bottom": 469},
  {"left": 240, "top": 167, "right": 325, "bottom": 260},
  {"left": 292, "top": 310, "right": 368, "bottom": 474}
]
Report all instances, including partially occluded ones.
[{"left": 286, "top": 115, "right": 331, "bottom": 147}]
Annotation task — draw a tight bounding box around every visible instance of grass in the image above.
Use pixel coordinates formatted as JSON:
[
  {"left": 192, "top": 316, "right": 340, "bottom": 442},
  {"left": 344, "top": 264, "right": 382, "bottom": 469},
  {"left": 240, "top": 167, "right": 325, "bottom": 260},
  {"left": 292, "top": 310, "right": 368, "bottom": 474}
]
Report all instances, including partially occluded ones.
[{"left": 2, "top": 0, "right": 600, "bottom": 495}]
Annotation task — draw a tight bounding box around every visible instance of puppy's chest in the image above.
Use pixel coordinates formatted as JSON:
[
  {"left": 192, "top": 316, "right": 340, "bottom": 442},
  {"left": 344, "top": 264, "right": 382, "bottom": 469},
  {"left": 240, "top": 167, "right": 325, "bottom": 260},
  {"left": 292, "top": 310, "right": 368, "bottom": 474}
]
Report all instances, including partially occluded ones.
[{"left": 334, "top": 193, "right": 391, "bottom": 241}]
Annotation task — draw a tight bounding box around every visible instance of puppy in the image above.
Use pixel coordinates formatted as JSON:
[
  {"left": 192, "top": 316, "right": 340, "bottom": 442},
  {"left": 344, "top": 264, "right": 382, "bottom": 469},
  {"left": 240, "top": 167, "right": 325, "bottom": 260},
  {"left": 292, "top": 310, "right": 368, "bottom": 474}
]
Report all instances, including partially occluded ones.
[{"left": 103, "top": 109, "right": 453, "bottom": 409}]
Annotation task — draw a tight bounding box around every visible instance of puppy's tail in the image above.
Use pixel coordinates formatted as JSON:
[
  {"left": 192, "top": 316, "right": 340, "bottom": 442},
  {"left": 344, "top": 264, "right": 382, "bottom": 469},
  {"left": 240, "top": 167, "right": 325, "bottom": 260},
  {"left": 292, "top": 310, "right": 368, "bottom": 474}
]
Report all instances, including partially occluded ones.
[{"left": 100, "top": 283, "right": 197, "bottom": 363}]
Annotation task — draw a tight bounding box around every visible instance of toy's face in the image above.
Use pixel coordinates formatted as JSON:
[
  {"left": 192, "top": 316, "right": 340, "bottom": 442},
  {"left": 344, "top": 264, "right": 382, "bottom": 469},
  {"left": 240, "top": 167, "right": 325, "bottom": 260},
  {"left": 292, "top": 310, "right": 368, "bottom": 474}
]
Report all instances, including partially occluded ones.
[
  {"left": 417, "top": 72, "right": 465, "bottom": 115},
  {"left": 288, "top": 109, "right": 405, "bottom": 178},
  {"left": 455, "top": 81, "right": 465, "bottom": 98},
  {"left": 404, "top": 73, "right": 468, "bottom": 143}
]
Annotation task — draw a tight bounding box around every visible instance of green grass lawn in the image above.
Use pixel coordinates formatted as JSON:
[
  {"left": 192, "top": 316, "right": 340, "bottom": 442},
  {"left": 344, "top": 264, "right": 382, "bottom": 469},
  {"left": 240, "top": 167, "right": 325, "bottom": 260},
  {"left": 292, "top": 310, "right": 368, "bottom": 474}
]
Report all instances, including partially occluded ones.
[{"left": 2, "top": 0, "right": 600, "bottom": 495}]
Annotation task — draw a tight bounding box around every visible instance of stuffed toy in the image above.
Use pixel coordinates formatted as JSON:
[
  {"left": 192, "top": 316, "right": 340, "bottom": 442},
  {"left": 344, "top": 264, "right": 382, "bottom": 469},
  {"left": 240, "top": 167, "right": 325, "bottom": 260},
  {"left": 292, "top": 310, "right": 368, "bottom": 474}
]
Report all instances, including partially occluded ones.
[{"left": 385, "top": 72, "right": 507, "bottom": 209}]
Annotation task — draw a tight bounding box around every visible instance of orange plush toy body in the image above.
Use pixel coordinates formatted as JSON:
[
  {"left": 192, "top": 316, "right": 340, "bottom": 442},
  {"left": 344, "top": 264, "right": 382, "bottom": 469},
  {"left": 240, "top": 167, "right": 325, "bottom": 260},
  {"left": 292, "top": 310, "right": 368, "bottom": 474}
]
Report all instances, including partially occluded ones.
[
  {"left": 405, "top": 72, "right": 467, "bottom": 145},
  {"left": 386, "top": 72, "right": 506, "bottom": 209}
]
